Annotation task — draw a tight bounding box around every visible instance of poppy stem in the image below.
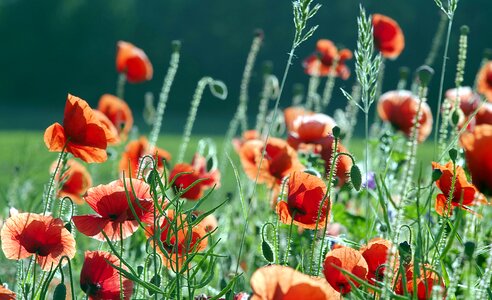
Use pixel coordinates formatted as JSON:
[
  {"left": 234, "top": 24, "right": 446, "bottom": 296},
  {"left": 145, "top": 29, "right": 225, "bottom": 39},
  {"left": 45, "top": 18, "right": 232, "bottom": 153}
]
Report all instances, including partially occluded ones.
[
  {"left": 283, "top": 212, "right": 296, "bottom": 266},
  {"left": 43, "top": 143, "right": 68, "bottom": 215},
  {"left": 116, "top": 73, "right": 126, "bottom": 100},
  {"left": 119, "top": 223, "right": 124, "bottom": 300},
  {"left": 320, "top": 56, "right": 339, "bottom": 111},
  {"left": 255, "top": 65, "right": 278, "bottom": 134},
  {"left": 31, "top": 254, "right": 38, "bottom": 299}
]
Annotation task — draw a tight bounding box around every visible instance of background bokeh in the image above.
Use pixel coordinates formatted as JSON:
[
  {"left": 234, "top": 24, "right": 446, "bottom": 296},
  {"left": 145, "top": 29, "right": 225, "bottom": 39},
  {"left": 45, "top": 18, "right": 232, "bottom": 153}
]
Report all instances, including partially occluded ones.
[{"left": 0, "top": 0, "right": 490, "bottom": 133}]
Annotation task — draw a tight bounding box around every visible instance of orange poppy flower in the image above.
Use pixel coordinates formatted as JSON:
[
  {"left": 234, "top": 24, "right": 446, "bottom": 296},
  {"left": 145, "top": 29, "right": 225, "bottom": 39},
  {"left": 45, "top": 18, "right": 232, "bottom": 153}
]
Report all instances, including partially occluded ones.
[
  {"left": 169, "top": 154, "right": 221, "bottom": 200},
  {"left": 119, "top": 137, "right": 172, "bottom": 178},
  {"left": 323, "top": 246, "right": 369, "bottom": 295},
  {"left": 1, "top": 213, "right": 76, "bottom": 271},
  {"left": 360, "top": 238, "right": 396, "bottom": 285},
  {"left": 477, "top": 61, "right": 492, "bottom": 102},
  {"left": 0, "top": 285, "right": 16, "bottom": 300},
  {"left": 92, "top": 110, "right": 120, "bottom": 145},
  {"left": 460, "top": 125, "right": 492, "bottom": 194},
  {"left": 80, "top": 251, "right": 133, "bottom": 300},
  {"left": 276, "top": 171, "right": 329, "bottom": 229},
  {"left": 44, "top": 94, "right": 109, "bottom": 163},
  {"left": 239, "top": 137, "right": 304, "bottom": 187},
  {"left": 116, "top": 41, "right": 153, "bottom": 83},
  {"left": 303, "top": 39, "right": 353, "bottom": 79},
  {"left": 250, "top": 265, "right": 340, "bottom": 300},
  {"left": 51, "top": 159, "right": 92, "bottom": 205},
  {"left": 146, "top": 210, "right": 208, "bottom": 269},
  {"left": 72, "top": 178, "right": 154, "bottom": 241},
  {"left": 97, "top": 94, "right": 134, "bottom": 138},
  {"left": 372, "top": 14, "right": 405, "bottom": 59},
  {"left": 377, "top": 90, "right": 433, "bottom": 142},
  {"left": 395, "top": 263, "right": 444, "bottom": 300},
  {"left": 432, "top": 161, "right": 487, "bottom": 215},
  {"left": 232, "top": 129, "right": 260, "bottom": 153},
  {"left": 193, "top": 211, "right": 218, "bottom": 232}
]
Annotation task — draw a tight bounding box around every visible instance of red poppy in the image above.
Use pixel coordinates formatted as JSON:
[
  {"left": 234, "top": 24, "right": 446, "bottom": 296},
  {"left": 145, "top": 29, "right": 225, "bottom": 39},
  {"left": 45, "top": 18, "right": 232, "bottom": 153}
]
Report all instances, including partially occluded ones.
[
  {"left": 445, "top": 87, "right": 480, "bottom": 117},
  {"left": 192, "top": 211, "right": 218, "bottom": 233},
  {"left": 92, "top": 110, "right": 120, "bottom": 145},
  {"left": 360, "top": 238, "right": 396, "bottom": 285},
  {"left": 239, "top": 137, "right": 304, "bottom": 187},
  {"left": 0, "top": 285, "right": 16, "bottom": 300},
  {"left": 432, "top": 161, "right": 487, "bottom": 215},
  {"left": 477, "top": 61, "right": 492, "bottom": 102},
  {"left": 323, "top": 246, "right": 368, "bottom": 294},
  {"left": 80, "top": 251, "right": 133, "bottom": 300},
  {"left": 372, "top": 14, "right": 405, "bottom": 59},
  {"left": 116, "top": 41, "right": 153, "bottom": 83},
  {"left": 146, "top": 210, "right": 208, "bottom": 269},
  {"left": 276, "top": 171, "right": 329, "bottom": 229},
  {"left": 232, "top": 129, "right": 260, "bottom": 153},
  {"left": 119, "top": 137, "right": 172, "bottom": 178},
  {"left": 72, "top": 178, "right": 154, "bottom": 241},
  {"left": 303, "top": 39, "right": 353, "bottom": 79},
  {"left": 44, "top": 94, "right": 109, "bottom": 163},
  {"left": 460, "top": 125, "right": 492, "bottom": 194},
  {"left": 250, "top": 265, "right": 340, "bottom": 300},
  {"left": 377, "top": 90, "right": 433, "bottom": 142},
  {"left": 395, "top": 263, "right": 444, "bottom": 300},
  {"left": 51, "top": 159, "right": 92, "bottom": 205},
  {"left": 1, "top": 213, "right": 76, "bottom": 271},
  {"left": 98, "top": 94, "right": 134, "bottom": 139}
]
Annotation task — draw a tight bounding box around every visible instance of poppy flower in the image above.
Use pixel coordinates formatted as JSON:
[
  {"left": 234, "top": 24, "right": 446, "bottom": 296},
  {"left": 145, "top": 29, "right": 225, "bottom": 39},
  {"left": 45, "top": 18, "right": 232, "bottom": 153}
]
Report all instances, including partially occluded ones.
[
  {"left": 44, "top": 94, "right": 109, "bottom": 163},
  {"left": 97, "top": 94, "right": 134, "bottom": 138},
  {"left": 395, "top": 263, "right": 444, "bottom": 300},
  {"left": 0, "top": 285, "right": 16, "bottom": 300},
  {"left": 146, "top": 210, "right": 208, "bottom": 269},
  {"left": 92, "top": 110, "right": 120, "bottom": 145},
  {"left": 360, "top": 238, "right": 396, "bottom": 285},
  {"left": 80, "top": 251, "right": 133, "bottom": 300},
  {"left": 460, "top": 125, "right": 492, "bottom": 194},
  {"left": 432, "top": 161, "right": 487, "bottom": 215},
  {"left": 303, "top": 39, "right": 353, "bottom": 79},
  {"left": 445, "top": 87, "right": 480, "bottom": 117},
  {"left": 250, "top": 265, "right": 340, "bottom": 300},
  {"left": 239, "top": 137, "right": 304, "bottom": 187},
  {"left": 477, "top": 61, "right": 492, "bottom": 102},
  {"left": 372, "top": 14, "right": 405, "bottom": 59},
  {"left": 1, "top": 213, "right": 76, "bottom": 271},
  {"left": 192, "top": 212, "right": 218, "bottom": 233},
  {"left": 377, "top": 90, "right": 433, "bottom": 142},
  {"left": 51, "top": 159, "right": 92, "bottom": 205},
  {"left": 276, "top": 171, "right": 330, "bottom": 229},
  {"left": 323, "top": 246, "right": 369, "bottom": 294},
  {"left": 232, "top": 129, "right": 260, "bottom": 153},
  {"left": 72, "top": 178, "right": 154, "bottom": 241},
  {"left": 116, "top": 41, "right": 153, "bottom": 83},
  {"left": 119, "top": 137, "right": 172, "bottom": 178}
]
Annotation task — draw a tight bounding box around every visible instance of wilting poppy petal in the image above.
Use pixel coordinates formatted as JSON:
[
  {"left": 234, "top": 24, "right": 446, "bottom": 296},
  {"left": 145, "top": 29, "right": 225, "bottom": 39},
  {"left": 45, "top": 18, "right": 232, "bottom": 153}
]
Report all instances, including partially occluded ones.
[
  {"left": 323, "top": 246, "right": 368, "bottom": 295},
  {"left": 372, "top": 14, "right": 405, "bottom": 59},
  {"left": 477, "top": 61, "right": 492, "bottom": 102},
  {"left": 116, "top": 41, "right": 153, "bottom": 83}
]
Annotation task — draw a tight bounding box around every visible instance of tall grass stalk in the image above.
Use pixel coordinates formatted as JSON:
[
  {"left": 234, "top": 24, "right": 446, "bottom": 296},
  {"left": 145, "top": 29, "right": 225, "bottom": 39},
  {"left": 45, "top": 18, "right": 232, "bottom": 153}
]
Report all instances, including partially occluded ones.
[
  {"left": 319, "top": 57, "right": 339, "bottom": 111},
  {"left": 306, "top": 73, "right": 321, "bottom": 111},
  {"left": 342, "top": 83, "right": 362, "bottom": 147},
  {"left": 425, "top": 12, "right": 447, "bottom": 67},
  {"left": 116, "top": 73, "right": 126, "bottom": 100},
  {"left": 255, "top": 63, "right": 279, "bottom": 134}
]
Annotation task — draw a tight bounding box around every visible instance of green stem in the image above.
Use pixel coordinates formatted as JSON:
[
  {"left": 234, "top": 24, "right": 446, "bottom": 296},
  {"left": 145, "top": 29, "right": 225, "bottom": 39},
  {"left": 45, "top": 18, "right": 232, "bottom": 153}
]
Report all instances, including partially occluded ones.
[
  {"left": 116, "top": 73, "right": 126, "bottom": 100},
  {"left": 43, "top": 144, "right": 68, "bottom": 215},
  {"left": 283, "top": 213, "right": 296, "bottom": 265}
]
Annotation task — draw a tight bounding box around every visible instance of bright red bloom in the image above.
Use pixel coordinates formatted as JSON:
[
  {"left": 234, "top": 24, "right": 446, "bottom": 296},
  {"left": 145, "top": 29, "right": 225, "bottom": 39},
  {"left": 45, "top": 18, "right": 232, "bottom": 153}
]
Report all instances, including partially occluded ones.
[
  {"left": 377, "top": 90, "right": 433, "bottom": 142},
  {"left": 395, "top": 263, "right": 444, "bottom": 300},
  {"left": 169, "top": 154, "right": 221, "bottom": 200},
  {"left": 460, "top": 125, "right": 492, "bottom": 194},
  {"left": 51, "top": 159, "right": 92, "bottom": 205},
  {"left": 445, "top": 87, "right": 480, "bottom": 117},
  {"left": 1, "top": 213, "right": 76, "bottom": 271},
  {"left": 44, "top": 94, "right": 109, "bottom": 163},
  {"left": 276, "top": 171, "right": 329, "bottom": 230},
  {"left": 98, "top": 94, "right": 134, "bottom": 139},
  {"left": 119, "top": 137, "right": 172, "bottom": 178},
  {"left": 80, "top": 251, "right": 133, "bottom": 300},
  {"left": 250, "top": 265, "right": 340, "bottom": 300},
  {"left": 432, "top": 161, "right": 487, "bottom": 215},
  {"left": 303, "top": 39, "right": 353, "bottom": 79},
  {"left": 477, "top": 61, "right": 492, "bottom": 102},
  {"left": 116, "top": 41, "right": 153, "bottom": 83},
  {"left": 372, "top": 14, "right": 405, "bottom": 59},
  {"left": 92, "top": 110, "right": 120, "bottom": 145},
  {"left": 323, "top": 246, "right": 368, "bottom": 295},
  {"left": 360, "top": 238, "right": 396, "bottom": 285},
  {"left": 72, "top": 178, "right": 154, "bottom": 241},
  {"left": 0, "top": 285, "right": 16, "bottom": 300}
]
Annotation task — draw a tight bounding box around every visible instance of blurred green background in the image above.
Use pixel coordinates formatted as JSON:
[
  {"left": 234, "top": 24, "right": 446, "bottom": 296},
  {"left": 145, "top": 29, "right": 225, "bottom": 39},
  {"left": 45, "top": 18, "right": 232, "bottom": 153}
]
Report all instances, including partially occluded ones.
[{"left": 0, "top": 0, "right": 490, "bottom": 133}]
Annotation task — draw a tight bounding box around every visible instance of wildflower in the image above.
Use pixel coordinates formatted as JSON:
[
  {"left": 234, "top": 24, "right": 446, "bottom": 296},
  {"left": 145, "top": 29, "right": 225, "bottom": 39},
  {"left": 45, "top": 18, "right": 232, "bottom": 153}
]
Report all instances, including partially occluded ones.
[
  {"left": 72, "top": 178, "right": 154, "bottom": 241},
  {"left": 0, "top": 285, "right": 16, "bottom": 300},
  {"left": 92, "top": 110, "right": 120, "bottom": 145},
  {"left": 377, "top": 90, "right": 433, "bottom": 142},
  {"left": 44, "top": 94, "right": 109, "bottom": 163},
  {"left": 80, "top": 251, "right": 133, "bottom": 300},
  {"left": 239, "top": 137, "right": 304, "bottom": 187},
  {"left": 395, "top": 263, "right": 444, "bottom": 300},
  {"left": 119, "top": 137, "right": 172, "bottom": 178},
  {"left": 360, "top": 238, "right": 395, "bottom": 285},
  {"left": 477, "top": 61, "right": 492, "bottom": 102},
  {"left": 445, "top": 87, "right": 480, "bottom": 117},
  {"left": 193, "top": 212, "right": 218, "bottom": 232},
  {"left": 51, "top": 159, "right": 92, "bottom": 205},
  {"left": 323, "top": 246, "right": 368, "bottom": 294},
  {"left": 232, "top": 129, "right": 260, "bottom": 153},
  {"left": 1, "top": 213, "right": 76, "bottom": 271},
  {"left": 475, "top": 102, "right": 492, "bottom": 127},
  {"left": 250, "top": 265, "right": 339, "bottom": 300},
  {"left": 460, "top": 125, "right": 492, "bottom": 194},
  {"left": 276, "top": 171, "right": 329, "bottom": 229},
  {"left": 372, "top": 14, "right": 405, "bottom": 59},
  {"left": 303, "top": 39, "right": 353, "bottom": 79},
  {"left": 97, "top": 94, "right": 134, "bottom": 139},
  {"left": 169, "top": 154, "right": 220, "bottom": 200},
  {"left": 116, "top": 41, "right": 153, "bottom": 83},
  {"left": 432, "top": 161, "right": 487, "bottom": 215}
]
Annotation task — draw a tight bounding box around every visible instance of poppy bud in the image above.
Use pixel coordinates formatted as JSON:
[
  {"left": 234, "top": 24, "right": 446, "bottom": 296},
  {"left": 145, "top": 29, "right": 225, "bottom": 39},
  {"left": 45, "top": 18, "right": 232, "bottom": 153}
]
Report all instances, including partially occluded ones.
[
  {"left": 137, "top": 265, "right": 144, "bottom": 276},
  {"left": 464, "top": 241, "right": 475, "bottom": 259},
  {"left": 350, "top": 165, "right": 362, "bottom": 191},
  {"left": 449, "top": 148, "right": 458, "bottom": 162},
  {"left": 171, "top": 40, "right": 181, "bottom": 53},
  {"left": 451, "top": 109, "right": 462, "bottom": 127},
  {"left": 460, "top": 25, "right": 469, "bottom": 35},
  {"left": 416, "top": 65, "right": 434, "bottom": 87},
  {"left": 398, "top": 241, "right": 412, "bottom": 266},
  {"left": 332, "top": 126, "right": 341, "bottom": 138},
  {"left": 149, "top": 274, "right": 161, "bottom": 296},
  {"left": 53, "top": 283, "right": 67, "bottom": 300},
  {"left": 399, "top": 66, "right": 410, "bottom": 80},
  {"left": 261, "top": 240, "right": 275, "bottom": 263},
  {"left": 432, "top": 169, "right": 443, "bottom": 182}
]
